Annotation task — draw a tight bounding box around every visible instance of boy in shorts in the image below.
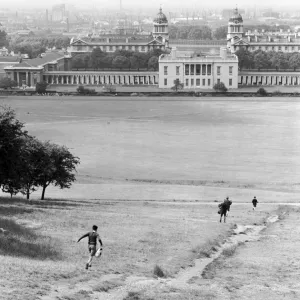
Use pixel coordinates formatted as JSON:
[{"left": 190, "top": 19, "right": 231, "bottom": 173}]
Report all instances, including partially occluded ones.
[{"left": 77, "top": 225, "right": 103, "bottom": 270}]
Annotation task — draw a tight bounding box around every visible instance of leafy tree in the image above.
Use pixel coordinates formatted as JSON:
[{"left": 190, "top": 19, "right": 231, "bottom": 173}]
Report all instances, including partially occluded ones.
[
  {"left": 270, "top": 52, "right": 288, "bottom": 70},
  {"left": 171, "top": 79, "right": 184, "bottom": 92},
  {"left": 235, "top": 48, "right": 253, "bottom": 70},
  {"left": 0, "top": 77, "right": 18, "bottom": 89},
  {"left": 112, "top": 55, "right": 130, "bottom": 70},
  {"left": 72, "top": 55, "right": 84, "bottom": 70},
  {"left": 148, "top": 56, "right": 159, "bottom": 70},
  {"left": 0, "top": 106, "right": 28, "bottom": 188},
  {"left": 36, "top": 142, "right": 80, "bottom": 200},
  {"left": 214, "top": 26, "right": 227, "bottom": 40},
  {"left": 36, "top": 81, "right": 48, "bottom": 93},
  {"left": 288, "top": 53, "right": 300, "bottom": 71},
  {"left": 213, "top": 82, "right": 228, "bottom": 92},
  {"left": 0, "top": 30, "right": 8, "bottom": 48},
  {"left": 254, "top": 51, "right": 270, "bottom": 70},
  {"left": 90, "top": 47, "right": 104, "bottom": 70}
]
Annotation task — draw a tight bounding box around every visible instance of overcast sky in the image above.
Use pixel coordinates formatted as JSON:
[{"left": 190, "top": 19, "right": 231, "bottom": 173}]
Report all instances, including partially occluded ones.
[{"left": 2, "top": 0, "right": 300, "bottom": 10}]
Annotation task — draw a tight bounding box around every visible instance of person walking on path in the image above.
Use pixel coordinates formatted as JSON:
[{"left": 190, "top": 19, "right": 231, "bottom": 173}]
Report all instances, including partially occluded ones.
[
  {"left": 252, "top": 196, "right": 258, "bottom": 210},
  {"left": 77, "top": 225, "right": 103, "bottom": 270}
]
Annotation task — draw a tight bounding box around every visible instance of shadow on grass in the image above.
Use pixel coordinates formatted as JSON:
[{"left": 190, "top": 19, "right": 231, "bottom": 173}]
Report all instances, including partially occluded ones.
[
  {"left": 0, "top": 218, "right": 61, "bottom": 260},
  {"left": 0, "top": 196, "right": 79, "bottom": 209}
]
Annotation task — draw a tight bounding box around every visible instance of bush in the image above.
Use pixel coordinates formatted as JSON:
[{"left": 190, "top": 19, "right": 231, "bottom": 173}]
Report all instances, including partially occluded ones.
[
  {"left": 257, "top": 87, "right": 267, "bottom": 96},
  {"left": 36, "top": 81, "right": 48, "bottom": 93},
  {"left": 76, "top": 85, "right": 96, "bottom": 95},
  {"left": 153, "top": 265, "right": 165, "bottom": 278},
  {"left": 104, "top": 85, "right": 117, "bottom": 94},
  {"left": 213, "top": 82, "right": 228, "bottom": 92}
]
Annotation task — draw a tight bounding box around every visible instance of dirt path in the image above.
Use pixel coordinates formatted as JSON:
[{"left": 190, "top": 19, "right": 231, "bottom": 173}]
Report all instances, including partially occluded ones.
[{"left": 39, "top": 213, "right": 285, "bottom": 300}]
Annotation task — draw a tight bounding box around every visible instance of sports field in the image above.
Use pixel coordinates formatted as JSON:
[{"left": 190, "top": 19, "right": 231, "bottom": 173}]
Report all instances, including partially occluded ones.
[{"left": 1, "top": 96, "right": 300, "bottom": 299}]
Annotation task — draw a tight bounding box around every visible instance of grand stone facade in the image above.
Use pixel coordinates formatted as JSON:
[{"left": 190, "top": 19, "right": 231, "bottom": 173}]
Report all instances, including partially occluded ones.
[
  {"left": 159, "top": 47, "right": 238, "bottom": 89},
  {"left": 227, "top": 8, "right": 300, "bottom": 53},
  {"left": 69, "top": 8, "right": 169, "bottom": 55}
]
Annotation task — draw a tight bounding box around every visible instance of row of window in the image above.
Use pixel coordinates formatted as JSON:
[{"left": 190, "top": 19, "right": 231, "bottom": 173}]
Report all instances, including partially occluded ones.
[
  {"left": 75, "top": 45, "right": 163, "bottom": 52},
  {"left": 163, "top": 65, "right": 233, "bottom": 76},
  {"left": 164, "top": 78, "right": 233, "bottom": 86},
  {"left": 238, "top": 45, "right": 300, "bottom": 51}
]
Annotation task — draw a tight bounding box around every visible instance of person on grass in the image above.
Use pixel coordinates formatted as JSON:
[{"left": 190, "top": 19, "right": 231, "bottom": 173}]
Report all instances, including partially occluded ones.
[
  {"left": 77, "top": 225, "right": 103, "bottom": 270},
  {"left": 252, "top": 196, "right": 258, "bottom": 210}
]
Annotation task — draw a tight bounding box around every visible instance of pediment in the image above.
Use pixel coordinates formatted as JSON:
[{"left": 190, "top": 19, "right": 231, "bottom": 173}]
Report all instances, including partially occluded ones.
[{"left": 71, "top": 39, "right": 89, "bottom": 46}]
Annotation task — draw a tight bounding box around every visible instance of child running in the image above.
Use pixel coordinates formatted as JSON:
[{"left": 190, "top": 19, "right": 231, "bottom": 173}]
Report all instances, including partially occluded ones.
[{"left": 77, "top": 225, "right": 103, "bottom": 270}]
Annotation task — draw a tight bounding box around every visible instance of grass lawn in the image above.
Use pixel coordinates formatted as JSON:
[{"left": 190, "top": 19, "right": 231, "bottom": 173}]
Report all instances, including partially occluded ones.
[{"left": 1, "top": 96, "right": 300, "bottom": 299}]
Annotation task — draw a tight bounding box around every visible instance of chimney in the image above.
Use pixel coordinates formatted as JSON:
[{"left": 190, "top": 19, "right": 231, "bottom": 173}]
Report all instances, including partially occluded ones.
[
  {"left": 248, "top": 35, "right": 251, "bottom": 42},
  {"left": 171, "top": 47, "right": 177, "bottom": 59},
  {"left": 220, "top": 47, "right": 227, "bottom": 59}
]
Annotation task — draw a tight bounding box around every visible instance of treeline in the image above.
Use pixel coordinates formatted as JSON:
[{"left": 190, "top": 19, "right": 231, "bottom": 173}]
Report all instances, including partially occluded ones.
[
  {"left": 169, "top": 25, "right": 212, "bottom": 40},
  {"left": 236, "top": 48, "right": 300, "bottom": 70},
  {"left": 8, "top": 36, "right": 70, "bottom": 59},
  {"left": 72, "top": 48, "right": 166, "bottom": 71},
  {"left": 0, "top": 107, "right": 79, "bottom": 200}
]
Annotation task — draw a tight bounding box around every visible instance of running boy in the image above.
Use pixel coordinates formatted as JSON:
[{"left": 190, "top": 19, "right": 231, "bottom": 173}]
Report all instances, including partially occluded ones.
[{"left": 77, "top": 225, "right": 103, "bottom": 270}]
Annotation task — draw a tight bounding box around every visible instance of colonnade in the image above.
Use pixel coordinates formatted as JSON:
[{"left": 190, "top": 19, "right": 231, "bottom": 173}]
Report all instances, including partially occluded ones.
[
  {"left": 43, "top": 72, "right": 159, "bottom": 86},
  {"left": 239, "top": 73, "right": 300, "bottom": 86}
]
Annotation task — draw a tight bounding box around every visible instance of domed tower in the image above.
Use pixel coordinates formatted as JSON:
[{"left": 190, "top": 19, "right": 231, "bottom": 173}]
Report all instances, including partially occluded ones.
[
  {"left": 227, "top": 7, "right": 243, "bottom": 41},
  {"left": 153, "top": 7, "right": 169, "bottom": 45}
]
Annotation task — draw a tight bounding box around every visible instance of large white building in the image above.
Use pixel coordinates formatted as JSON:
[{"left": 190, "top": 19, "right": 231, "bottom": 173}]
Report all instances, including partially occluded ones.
[{"left": 158, "top": 48, "right": 238, "bottom": 89}]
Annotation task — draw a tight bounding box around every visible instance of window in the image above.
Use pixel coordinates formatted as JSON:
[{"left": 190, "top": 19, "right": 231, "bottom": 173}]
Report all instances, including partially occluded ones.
[
  {"left": 229, "top": 66, "right": 233, "bottom": 75},
  {"left": 202, "top": 79, "right": 205, "bottom": 86},
  {"left": 164, "top": 66, "right": 168, "bottom": 75},
  {"left": 208, "top": 79, "right": 211, "bottom": 86},
  {"left": 185, "top": 64, "right": 190, "bottom": 75},
  {"left": 259, "top": 46, "right": 261, "bottom": 50},
  {"left": 164, "top": 78, "right": 167, "bottom": 86},
  {"left": 141, "top": 46, "right": 145, "bottom": 51},
  {"left": 279, "top": 46, "right": 282, "bottom": 50},
  {"left": 185, "top": 79, "right": 189, "bottom": 86},
  {"left": 191, "top": 79, "right": 194, "bottom": 86},
  {"left": 217, "top": 66, "right": 221, "bottom": 75},
  {"left": 285, "top": 46, "right": 288, "bottom": 51},
  {"left": 176, "top": 66, "right": 180, "bottom": 75},
  {"left": 252, "top": 47, "right": 255, "bottom": 50},
  {"left": 202, "top": 64, "right": 206, "bottom": 75},
  {"left": 217, "top": 79, "right": 221, "bottom": 84},
  {"left": 109, "top": 46, "right": 113, "bottom": 51},
  {"left": 229, "top": 79, "right": 232, "bottom": 86},
  {"left": 190, "top": 65, "right": 195, "bottom": 75},
  {"left": 196, "top": 64, "right": 201, "bottom": 75},
  {"left": 196, "top": 78, "right": 200, "bottom": 86},
  {"left": 207, "top": 64, "right": 211, "bottom": 75},
  {"left": 292, "top": 46, "right": 295, "bottom": 51},
  {"left": 272, "top": 46, "right": 275, "bottom": 50}
]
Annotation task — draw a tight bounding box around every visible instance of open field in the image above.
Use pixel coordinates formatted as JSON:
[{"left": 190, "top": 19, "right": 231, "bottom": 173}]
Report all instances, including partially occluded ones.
[{"left": 1, "top": 96, "right": 300, "bottom": 299}]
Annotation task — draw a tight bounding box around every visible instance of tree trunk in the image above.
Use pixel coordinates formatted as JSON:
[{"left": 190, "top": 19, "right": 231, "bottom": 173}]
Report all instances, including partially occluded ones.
[
  {"left": 27, "top": 188, "right": 30, "bottom": 200},
  {"left": 41, "top": 184, "right": 47, "bottom": 200}
]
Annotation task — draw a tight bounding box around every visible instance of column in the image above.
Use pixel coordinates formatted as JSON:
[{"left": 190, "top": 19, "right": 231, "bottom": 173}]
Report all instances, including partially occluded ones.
[{"left": 26, "top": 72, "right": 28, "bottom": 86}]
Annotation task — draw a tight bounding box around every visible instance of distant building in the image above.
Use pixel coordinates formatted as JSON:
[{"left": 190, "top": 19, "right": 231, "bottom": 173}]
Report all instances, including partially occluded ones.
[
  {"left": 4, "top": 51, "right": 71, "bottom": 87},
  {"left": 158, "top": 47, "right": 238, "bottom": 89},
  {"left": 0, "top": 56, "right": 20, "bottom": 79},
  {"left": 227, "top": 8, "right": 300, "bottom": 53},
  {"left": 69, "top": 8, "right": 169, "bottom": 55}
]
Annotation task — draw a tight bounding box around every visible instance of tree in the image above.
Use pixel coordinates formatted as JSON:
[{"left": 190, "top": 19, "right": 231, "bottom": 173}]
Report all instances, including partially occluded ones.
[
  {"left": 214, "top": 26, "right": 227, "bottom": 40},
  {"left": 0, "top": 77, "right": 17, "bottom": 89},
  {"left": 112, "top": 55, "right": 130, "bottom": 70},
  {"left": 0, "top": 106, "right": 28, "bottom": 188},
  {"left": 254, "top": 51, "right": 270, "bottom": 70},
  {"left": 257, "top": 87, "right": 267, "bottom": 96},
  {"left": 213, "top": 82, "right": 228, "bottom": 92},
  {"left": 148, "top": 56, "right": 159, "bottom": 70},
  {"left": 171, "top": 79, "right": 184, "bottom": 92},
  {"left": 288, "top": 53, "right": 300, "bottom": 71},
  {"left": 36, "top": 142, "right": 80, "bottom": 200},
  {"left": 235, "top": 48, "right": 253, "bottom": 70},
  {"left": 90, "top": 47, "right": 104, "bottom": 70},
  {"left": 36, "top": 81, "right": 48, "bottom": 93},
  {"left": 0, "top": 30, "right": 8, "bottom": 48},
  {"left": 72, "top": 55, "right": 84, "bottom": 70}
]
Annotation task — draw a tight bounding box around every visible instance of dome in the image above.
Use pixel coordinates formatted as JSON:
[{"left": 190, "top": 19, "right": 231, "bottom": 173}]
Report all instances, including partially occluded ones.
[
  {"left": 154, "top": 7, "right": 168, "bottom": 24},
  {"left": 229, "top": 8, "right": 243, "bottom": 23}
]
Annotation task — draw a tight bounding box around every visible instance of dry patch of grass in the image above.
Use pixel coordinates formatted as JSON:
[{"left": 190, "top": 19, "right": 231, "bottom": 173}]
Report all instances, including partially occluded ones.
[
  {"left": 123, "top": 291, "right": 154, "bottom": 300},
  {"left": 92, "top": 278, "right": 124, "bottom": 292}
]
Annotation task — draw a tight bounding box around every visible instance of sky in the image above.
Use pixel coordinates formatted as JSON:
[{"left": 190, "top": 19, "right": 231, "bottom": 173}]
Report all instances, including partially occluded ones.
[{"left": 2, "top": 0, "right": 300, "bottom": 10}]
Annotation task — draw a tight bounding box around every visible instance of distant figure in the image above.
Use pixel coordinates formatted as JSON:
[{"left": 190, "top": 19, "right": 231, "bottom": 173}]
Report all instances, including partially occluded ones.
[
  {"left": 252, "top": 196, "right": 258, "bottom": 210},
  {"left": 218, "top": 197, "right": 233, "bottom": 223},
  {"left": 77, "top": 225, "right": 103, "bottom": 270}
]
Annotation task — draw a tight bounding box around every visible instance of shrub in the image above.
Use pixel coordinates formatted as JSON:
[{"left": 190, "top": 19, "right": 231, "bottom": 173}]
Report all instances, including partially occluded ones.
[
  {"left": 153, "top": 264, "right": 165, "bottom": 278},
  {"left": 104, "top": 85, "right": 117, "bottom": 94},
  {"left": 36, "top": 81, "right": 48, "bottom": 93},
  {"left": 213, "top": 82, "right": 228, "bottom": 92},
  {"left": 257, "top": 87, "right": 267, "bottom": 96},
  {"left": 76, "top": 85, "right": 96, "bottom": 95}
]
